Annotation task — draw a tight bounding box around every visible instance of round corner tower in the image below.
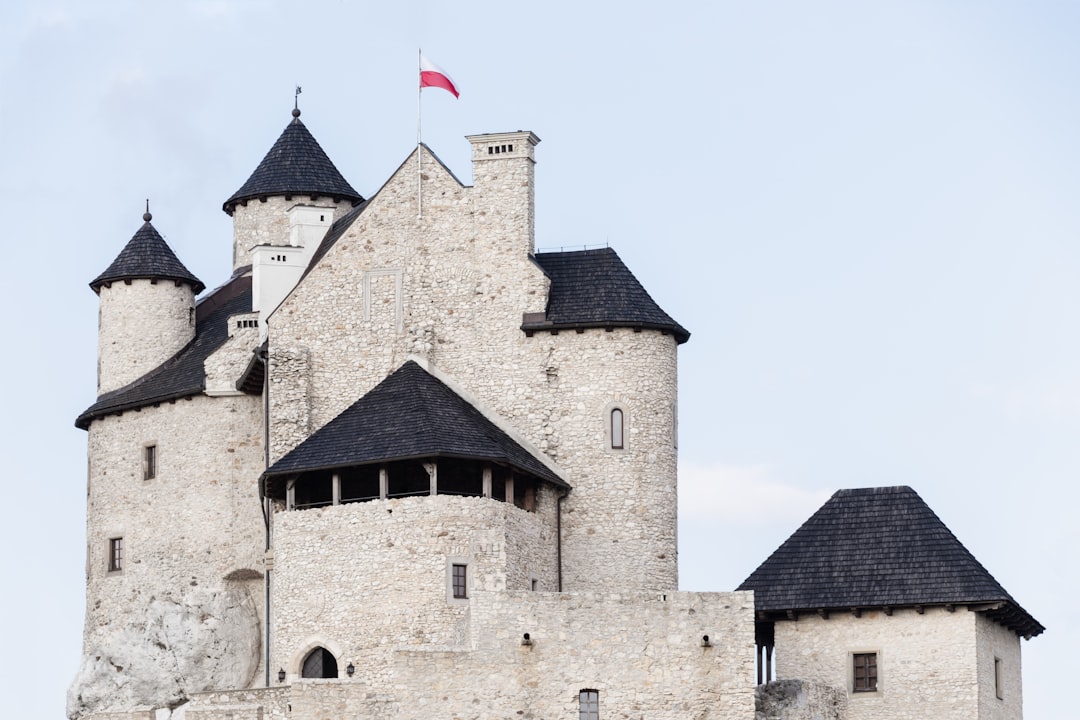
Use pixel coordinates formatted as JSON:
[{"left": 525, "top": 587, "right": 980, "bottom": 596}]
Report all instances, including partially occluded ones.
[
  {"left": 91, "top": 211, "right": 205, "bottom": 394},
  {"left": 222, "top": 108, "right": 365, "bottom": 272}
]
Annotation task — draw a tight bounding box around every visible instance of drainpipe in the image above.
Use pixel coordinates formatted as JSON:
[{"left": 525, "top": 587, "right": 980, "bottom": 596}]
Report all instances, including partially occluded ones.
[
  {"left": 260, "top": 344, "right": 271, "bottom": 687},
  {"left": 556, "top": 489, "right": 569, "bottom": 592}
]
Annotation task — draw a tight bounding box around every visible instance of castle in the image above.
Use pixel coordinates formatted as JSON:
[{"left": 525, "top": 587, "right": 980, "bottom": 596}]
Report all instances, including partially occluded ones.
[{"left": 71, "top": 107, "right": 1042, "bottom": 720}]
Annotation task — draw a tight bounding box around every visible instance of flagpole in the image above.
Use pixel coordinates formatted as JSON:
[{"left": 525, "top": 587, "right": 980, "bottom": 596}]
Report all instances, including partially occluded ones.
[{"left": 417, "top": 48, "right": 423, "bottom": 220}]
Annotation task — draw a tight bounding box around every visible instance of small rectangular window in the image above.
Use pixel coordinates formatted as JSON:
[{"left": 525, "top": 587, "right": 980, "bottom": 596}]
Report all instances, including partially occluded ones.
[
  {"left": 994, "top": 657, "right": 1003, "bottom": 700},
  {"left": 108, "top": 537, "right": 123, "bottom": 572},
  {"left": 579, "top": 689, "right": 599, "bottom": 720},
  {"left": 143, "top": 445, "right": 157, "bottom": 481},
  {"left": 452, "top": 564, "right": 467, "bottom": 599},
  {"left": 853, "top": 652, "right": 877, "bottom": 692}
]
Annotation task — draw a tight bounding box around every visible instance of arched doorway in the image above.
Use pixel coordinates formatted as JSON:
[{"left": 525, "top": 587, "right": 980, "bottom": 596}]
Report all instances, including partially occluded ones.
[{"left": 300, "top": 646, "right": 338, "bottom": 679}]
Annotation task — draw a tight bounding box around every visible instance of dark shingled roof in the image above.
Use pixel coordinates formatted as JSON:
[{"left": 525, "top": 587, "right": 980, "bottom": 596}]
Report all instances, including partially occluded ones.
[
  {"left": 76, "top": 274, "right": 252, "bottom": 429},
  {"left": 223, "top": 112, "right": 364, "bottom": 215},
  {"left": 90, "top": 219, "right": 204, "bottom": 294},
  {"left": 737, "top": 486, "right": 1044, "bottom": 638},
  {"left": 527, "top": 248, "right": 689, "bottom": 343},
  {"left": 262, "top": 361, "right": 567, "bottom": 497}
]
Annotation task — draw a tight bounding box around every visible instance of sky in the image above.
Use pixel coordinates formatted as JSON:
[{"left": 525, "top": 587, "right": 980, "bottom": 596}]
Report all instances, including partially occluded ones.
[{"left": 1, "top": 1, "right": 1077, "bottom": 718}]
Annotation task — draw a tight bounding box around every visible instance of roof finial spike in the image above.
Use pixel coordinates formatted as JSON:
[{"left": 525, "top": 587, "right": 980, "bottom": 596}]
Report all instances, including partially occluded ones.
[
  {"left": 143, "top": 198, "right": 152, "bottom": 223},
  {"left": 293, "top": 85, "right": 302, "bottom": 119}
]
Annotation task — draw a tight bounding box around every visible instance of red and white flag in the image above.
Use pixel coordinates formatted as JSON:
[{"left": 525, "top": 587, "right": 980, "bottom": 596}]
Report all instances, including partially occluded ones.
[{"left": 420, "top": 53, "right": 460, "bottom": 98}]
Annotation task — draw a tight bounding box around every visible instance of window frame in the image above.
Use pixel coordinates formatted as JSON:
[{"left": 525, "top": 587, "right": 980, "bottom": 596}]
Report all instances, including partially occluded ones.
[
  {"left": 107, "top": 536, "right": 123, "bottom": 573},
  {"left": 852, "top": 651, "right": 878, "bottom": 693},
  {"left": 446, "top": 557, "right": 471, "bottom": 604},
  {"left": 610, "top": 408, "right": 624, "bottom": 449},
  {"left": 143, "top": 443, "right": 157, "bottom": 481},
  {"left": 452, "top": 564, "right": 468, "bottom": 599},
  {"left": 579, "top": 689, "right": 599, "bottom": 720},
  {"left": 604, "top": 402, "right": 628, "bottom": 452}
]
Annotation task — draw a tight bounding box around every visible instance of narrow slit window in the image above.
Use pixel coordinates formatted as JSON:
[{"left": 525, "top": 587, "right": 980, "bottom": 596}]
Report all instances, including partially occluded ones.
[
  {"left": 610, "top": 408, "right": 624, "bottom": 449},
  {"left": 579, "top": 689, "right": 599, "bottom": 720},
  {"left": 853, "top": 652, "right": 877, "bottom": 692},
  {"left": 108, "top": 537, "right": 123, "bottom": 572},
  {"left": 143, "top": 445, "right": 157, "bottom": 481},
  {"left": 994, "top": 657, "right": 1003, "bottom": 700},
  {"left": 452, "top": 564, "right": 468, "bottom": 599}
]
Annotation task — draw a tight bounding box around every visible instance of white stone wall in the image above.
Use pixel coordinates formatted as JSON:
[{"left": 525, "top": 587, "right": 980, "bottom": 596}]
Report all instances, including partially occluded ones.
[
  {"left": 975, "top": 613, "right": 1023, "bottom": 719},
  {"left": 182, "top": 590, "right": 755, "bottom": 720},
  {"left": 270, "top": 492, "right": 559, "bottom": 681},
  {"left": 203, "top": 313, "right": 261, "bottom": 395},
  {"left": 267, "top": 141, "right": 680, "bottom": 594},
  {"left": 773, "top": 607, "right": 987, "bottom": 720},
  {"left": 97, "top": 280, "right": 195, "bottom": 394},
  {"left": 71, "top": 395, "right": 267, "bottom": 717},
  {"left": 230, "top": 195, "right": 351, "bottom": 271}
]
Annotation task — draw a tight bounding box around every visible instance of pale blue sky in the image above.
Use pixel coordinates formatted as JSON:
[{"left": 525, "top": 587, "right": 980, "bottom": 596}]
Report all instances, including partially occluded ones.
[{"left": 1, "top": 2, "right": 1076, "bottom": 718}]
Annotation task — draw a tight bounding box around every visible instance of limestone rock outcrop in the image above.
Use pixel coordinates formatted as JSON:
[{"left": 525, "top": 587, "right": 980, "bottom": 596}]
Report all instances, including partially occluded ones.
[{"left": 67, "top": 588, "right": 259, "bottom": 718}]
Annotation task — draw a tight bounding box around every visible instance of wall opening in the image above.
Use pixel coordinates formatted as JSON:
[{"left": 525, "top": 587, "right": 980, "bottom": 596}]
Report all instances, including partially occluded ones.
[{"left": 301, "top": 647, "right": 338, "bottom": 679}]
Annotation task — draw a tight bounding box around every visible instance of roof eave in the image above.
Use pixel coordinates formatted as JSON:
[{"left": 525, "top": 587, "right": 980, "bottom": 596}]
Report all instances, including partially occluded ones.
[
  {"left": 75, "top": 386, "right": 204, "bottom": 430},
  {"left": 261, "top": 452, "right": 569, "bottom": 499},
  {"left": 521, "top": 319, "right": 690, "bottom": 344},
  {"left": 752, "top": 600, "right": 1044, "bottom": 639}
]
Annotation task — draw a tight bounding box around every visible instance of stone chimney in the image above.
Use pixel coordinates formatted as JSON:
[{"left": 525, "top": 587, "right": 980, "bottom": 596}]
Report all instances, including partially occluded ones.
[
  {"left": 251, "top": 204, "right": 335, "bottom": 331},
  {"left": 466, "top": 131, "right": 540, "bottom": 255}
]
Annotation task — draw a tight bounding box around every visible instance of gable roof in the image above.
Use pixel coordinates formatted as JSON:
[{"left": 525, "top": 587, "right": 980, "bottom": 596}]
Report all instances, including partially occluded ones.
[
  {"left": 528, "top": 248, "right": 690, "bottom": 343},
  {"left": 90, "top": 217, "right": 204, "bottom": 294},
  {"left": 223, "top": 111, "right": 364, "bottom": 215},
  {"left": 76, "top": 274, "right": 251, "bottom": 429},
  {"left": 299, "top": 144, "right": 457, "bottom": 277},
  {"left": 261, "top": 361, "right": 567, "bottom": 497},
  {"left": 737, "top": 486, "right": 1043, "bottom": 638}
]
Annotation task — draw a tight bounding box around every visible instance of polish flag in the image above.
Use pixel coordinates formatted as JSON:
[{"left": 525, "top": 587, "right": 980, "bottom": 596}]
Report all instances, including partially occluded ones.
[{"left": 420, "top": 53, "right": 460, "bottom": 98}]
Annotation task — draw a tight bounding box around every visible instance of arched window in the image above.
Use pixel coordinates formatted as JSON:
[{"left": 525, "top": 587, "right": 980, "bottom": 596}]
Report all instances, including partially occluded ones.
[
  {"left": 610, "top": 408, "right": 624, "bottom": 450},
  {"left": 301, "top": 646, "right": 338, "bottom": 679}
]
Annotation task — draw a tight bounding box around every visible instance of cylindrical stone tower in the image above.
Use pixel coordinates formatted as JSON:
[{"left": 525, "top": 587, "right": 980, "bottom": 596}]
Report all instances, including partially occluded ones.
[
  {"left": 90, "top": 211, "right": 205, "bottom": 394},
  {"left": 222, "top": 108, "right": 365, "bottom": 271}
]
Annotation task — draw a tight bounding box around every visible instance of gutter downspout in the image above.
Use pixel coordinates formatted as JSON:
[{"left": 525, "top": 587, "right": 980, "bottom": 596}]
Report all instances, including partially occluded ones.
[
  {"left": 259, "top": 344, "right": 271, "bottom": 687},
  {"left": 557, "top": 489, "right": 568, "bottom": 592}
]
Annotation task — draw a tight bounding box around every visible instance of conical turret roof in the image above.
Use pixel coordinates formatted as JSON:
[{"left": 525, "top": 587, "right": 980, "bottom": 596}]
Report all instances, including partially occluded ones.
[
  {"left": 90, "top": 213, "right": 204, "bottom": 294},
  {"left": 223, "top": 109, "right": 364, "bottom": 215}
]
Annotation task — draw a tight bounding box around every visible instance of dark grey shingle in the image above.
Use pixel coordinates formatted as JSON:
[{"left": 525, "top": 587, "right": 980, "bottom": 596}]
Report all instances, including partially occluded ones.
[
  {"left": 737, "top": 486, "right": 1043, "bottom": 637},
  {"left": 76, "top": 275, "right": 252, "bottom": 429},
  {"left": 223, "top": 113, "right": 364, "bottom": 215},
  {"left": 262, "top": 361, "right": 567, "bottom": 495},
  {"left": 529, "top": 248, "right": 689, "bottom": 343},
  {"left": 90, "top": 220, "right": 204, "bottom": 294}
]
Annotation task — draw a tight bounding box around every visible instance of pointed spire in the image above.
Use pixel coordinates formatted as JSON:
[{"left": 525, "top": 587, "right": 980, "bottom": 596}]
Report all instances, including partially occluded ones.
[
  {"left": 90, "top": 208, "right": 205, "bottom": 294},
  {"left": 222, "top": 107, "right": 363, "bottom": 215}
]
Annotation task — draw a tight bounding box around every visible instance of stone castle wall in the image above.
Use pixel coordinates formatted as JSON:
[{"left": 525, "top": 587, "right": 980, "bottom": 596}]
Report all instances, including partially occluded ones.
[
  {"left": 270, "top": 491, "right": 559, "bottom": 680},
  {"left": 975, "top": 613, "right": 1023, "bottom": 720},
  {"left": 97, "top": 280, "right": 195, "bottom": 394},
  {"left": 772, "top": 607, "right": 981, "bottom": 720},
  {"left": 71, "top": 394, "right": 267, "bottom": 717},
  {"left": 230, "top": 195, "right": 353, "bottom": 271},
  {"left": 268, "top": 142, "right": 679, "bottom": 594},
  {"left": 173, "top": 590, "right": 755, "bottom": 720}
]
